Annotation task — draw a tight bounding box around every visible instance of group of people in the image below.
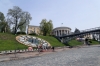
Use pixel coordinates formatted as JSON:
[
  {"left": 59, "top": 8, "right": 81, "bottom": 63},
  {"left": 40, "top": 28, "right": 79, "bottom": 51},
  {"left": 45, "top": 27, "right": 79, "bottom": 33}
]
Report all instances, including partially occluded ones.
[
  {"left": 76, "top": 37, "right": 92, "bottom": 45},
  {"left": 85, "top": 38, "right": 92, "bottom": 45},
  {"left": 37, "top": 43, "right": 55, "bottom": 52}
]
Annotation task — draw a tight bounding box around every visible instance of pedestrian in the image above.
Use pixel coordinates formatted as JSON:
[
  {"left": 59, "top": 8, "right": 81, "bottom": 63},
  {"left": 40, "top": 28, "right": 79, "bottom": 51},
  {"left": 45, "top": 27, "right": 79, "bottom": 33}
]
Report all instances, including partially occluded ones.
[
  {"left": 52, "top": 46, "right": 55, "bottom": 52},
  {"left": 85, "top": 38, "right": 88, "bottom": 45}
]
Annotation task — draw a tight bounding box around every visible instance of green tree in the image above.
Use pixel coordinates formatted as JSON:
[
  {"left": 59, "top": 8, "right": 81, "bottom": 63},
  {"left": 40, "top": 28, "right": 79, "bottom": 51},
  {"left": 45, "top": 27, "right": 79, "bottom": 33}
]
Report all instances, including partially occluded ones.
[
  {"left": 0, "top": 12, "right": 5, "bottom": 32},
  {"left": 7, "top": 6, "right": 32, "bottom": 34},
  {"left": 47, "top": 20, "right": 53, "bottom": 35},
  {"left": 40, "top": 19, "right": 53, "bottom": 36},
  {"left": 0, "top": 12, "right": 10, "bottom": 33},
  {"left": 74, "top": 28, "right": 80, "bottom": 34},
  {"left": 18, "top": 18, "right": 26, "bottom": 32},
  {"left": 0, "top": 12, "right": 5, "bottom": 21},
  {"left": 18, "top": 11, "right": 32, "bottom": 33}
]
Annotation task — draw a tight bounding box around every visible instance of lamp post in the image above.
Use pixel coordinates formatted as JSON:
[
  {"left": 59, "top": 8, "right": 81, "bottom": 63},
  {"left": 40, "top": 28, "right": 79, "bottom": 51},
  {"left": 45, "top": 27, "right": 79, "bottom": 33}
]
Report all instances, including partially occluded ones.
[
  {"left": 99, "top": 31, "right": 100, "bottom": 44},
  {"left": 14, "top": 42, "right": 18, "bottom": 58}
]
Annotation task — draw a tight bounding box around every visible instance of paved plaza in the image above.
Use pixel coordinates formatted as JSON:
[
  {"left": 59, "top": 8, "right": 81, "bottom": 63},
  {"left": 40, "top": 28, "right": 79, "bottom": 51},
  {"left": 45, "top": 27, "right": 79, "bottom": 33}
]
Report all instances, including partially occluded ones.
[{"left": 0, "top": 45, "right": 100, "bottom": 66}]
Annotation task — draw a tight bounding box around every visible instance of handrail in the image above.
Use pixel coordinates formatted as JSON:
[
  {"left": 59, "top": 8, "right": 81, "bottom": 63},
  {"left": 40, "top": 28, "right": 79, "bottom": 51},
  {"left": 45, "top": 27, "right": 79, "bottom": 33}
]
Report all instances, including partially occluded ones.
[{"left": 60, "top": 27, "right": 100, "bottom": 37}]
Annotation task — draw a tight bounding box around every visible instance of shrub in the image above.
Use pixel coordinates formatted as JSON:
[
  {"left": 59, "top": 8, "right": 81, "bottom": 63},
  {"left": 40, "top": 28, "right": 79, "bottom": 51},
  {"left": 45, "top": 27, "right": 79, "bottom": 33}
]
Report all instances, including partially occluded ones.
[
  {"left": 29, "top": 32, "right": 37, "bottom": 36},
  {"left": 17, "top": 32, "right": 26, "bottom": 34}
]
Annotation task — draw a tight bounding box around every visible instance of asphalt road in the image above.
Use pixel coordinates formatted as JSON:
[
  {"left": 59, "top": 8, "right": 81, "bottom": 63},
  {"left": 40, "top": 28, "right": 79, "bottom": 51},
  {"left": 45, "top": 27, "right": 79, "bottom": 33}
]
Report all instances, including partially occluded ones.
[{"left": 0, "top": 45, "right": 100, "bottom": 66}]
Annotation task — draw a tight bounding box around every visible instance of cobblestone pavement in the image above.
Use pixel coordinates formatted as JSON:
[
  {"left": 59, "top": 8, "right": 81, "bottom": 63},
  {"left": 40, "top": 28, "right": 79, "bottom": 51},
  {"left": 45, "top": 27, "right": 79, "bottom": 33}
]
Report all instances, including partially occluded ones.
[{"left": 0, "top": 46, "right": 100, "bottom": 66}]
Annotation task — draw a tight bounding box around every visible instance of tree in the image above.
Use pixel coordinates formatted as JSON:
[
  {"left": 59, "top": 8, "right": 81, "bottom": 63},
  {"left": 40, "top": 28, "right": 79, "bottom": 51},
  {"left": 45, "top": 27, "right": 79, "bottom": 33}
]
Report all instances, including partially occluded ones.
[
  {"left": 74, "top": 28, "right": 80, "bottom": 34},
  {"left": 0, "top": 12, "right": 10, "bottom": 33},
  {"left": 18, "top": 18, "right": 26, "bottom": 32},
  {"left": 40, "top": 19, "right": 53, "bottom": 36},
  {"left": 7, "top": 6, "right": 32, "bottom": 34},
  {"left": 0, "top": 12, "right": 5, "bottom": 32},
  {"left": 18, "top": 11, "right": 32, "bottom": 33},
  {"left": 47, "top": 20, "right": 53, "bottom": 35},
  {"left": 0, "top": 12, "right": 5, "bottom": 21}
]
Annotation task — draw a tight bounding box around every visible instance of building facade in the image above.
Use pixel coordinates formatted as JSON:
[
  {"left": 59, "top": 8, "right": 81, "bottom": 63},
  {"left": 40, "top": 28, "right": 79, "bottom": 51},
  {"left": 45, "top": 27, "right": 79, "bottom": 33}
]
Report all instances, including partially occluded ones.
[
  {"left": 52, "top": 27, "right": 71, "bottom": 36},
  {"left": 28, "top": 25, "right": 41, "bottom": 35}
]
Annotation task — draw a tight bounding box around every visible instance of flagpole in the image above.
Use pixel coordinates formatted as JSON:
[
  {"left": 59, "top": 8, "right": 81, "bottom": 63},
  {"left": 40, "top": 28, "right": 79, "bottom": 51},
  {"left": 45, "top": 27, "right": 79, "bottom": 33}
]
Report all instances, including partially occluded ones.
[{"left": 61, "top": 23, "right": 63, "bottom": 27}]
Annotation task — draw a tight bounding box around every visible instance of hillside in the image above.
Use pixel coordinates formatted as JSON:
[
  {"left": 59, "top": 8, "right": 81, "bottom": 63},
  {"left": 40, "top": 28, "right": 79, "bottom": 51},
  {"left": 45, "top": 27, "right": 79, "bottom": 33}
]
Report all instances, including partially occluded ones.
[
  {"left": 0, "top": 33, "right": 28, "bottom": 51},
  {"left": 0, "top": 33, "right": 99, "bottom": 51},
  {"left": 68, "top": 39, "right": 99, "bottom": 46},
  {"left": 0, "top": 33, "right": 66, "bottom": 51},
  {"left": 34, "top": 35, "right": 66, "bottom": 47}
]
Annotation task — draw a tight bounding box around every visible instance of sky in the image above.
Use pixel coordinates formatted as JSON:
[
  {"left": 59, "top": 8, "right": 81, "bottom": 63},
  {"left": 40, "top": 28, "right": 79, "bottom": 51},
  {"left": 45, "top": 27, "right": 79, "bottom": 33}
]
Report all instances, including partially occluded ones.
[{"left": 0, "top": 0, "right": 100, "bottom": 32}]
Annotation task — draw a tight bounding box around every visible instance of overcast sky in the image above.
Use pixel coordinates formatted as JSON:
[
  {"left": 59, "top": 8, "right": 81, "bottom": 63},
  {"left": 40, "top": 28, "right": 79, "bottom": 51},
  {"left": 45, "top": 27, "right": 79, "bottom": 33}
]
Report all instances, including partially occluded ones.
[{"left": 0, "top": 0, "right": 100, "bottom": 31}]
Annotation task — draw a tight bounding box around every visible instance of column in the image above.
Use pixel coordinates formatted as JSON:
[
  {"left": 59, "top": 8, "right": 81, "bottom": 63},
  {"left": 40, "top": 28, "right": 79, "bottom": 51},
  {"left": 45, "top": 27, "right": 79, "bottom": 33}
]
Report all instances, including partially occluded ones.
[
  {"left": 69, "top": 30, "right": 70, "bottom": 34},
  {"left": 56, "top": 30, "right": 58, "bottom": 36},
  {"left": 67, "top": 30, "right": 68, "bottom": 35},
  {"left": 55, "top": 31, "right": 56, "bottom": 36},
  {"left": 66, "top": 30, "right": 67, "bottom": 35},
  {"left": 58, "top": 30, "right": 60, "bottom": 36},
  {"left": 55, "top": 30, "right": 57, "bottom": 36},
  {"left": 62, "top": 30, "right": 64, "bottom": 36},
  {"left": 54, "top": 31, "right": 55, "bottom": 36},
  {"left": 60, "top": 30, "right": 62, "bottom": 36},
  {"left": 57, "top": 30, "right": 58, "bottom": 36},
  {"left": 60, "top": 30, "right": 61, "bottom": 36},
  {"left": 68, "top": 30, "right": 69, "bottom": 35},
  {"left": 99, "top": 32, "right": 100, "bottom": 43},
  {"left": 64, "top": 30, "right": 65, "bottom": 35}
]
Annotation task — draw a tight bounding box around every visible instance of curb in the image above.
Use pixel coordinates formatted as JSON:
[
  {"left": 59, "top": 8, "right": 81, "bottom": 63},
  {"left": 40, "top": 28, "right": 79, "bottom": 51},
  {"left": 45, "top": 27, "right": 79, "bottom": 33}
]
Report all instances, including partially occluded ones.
[
  {"left": 0, "top": 58, "right": 10, "bottom": 62},
  {"left": 0, "top": 47, "right": 79, "bottom": 62},
  {"left": 0, "top": 51, "right": 57, "bottom": 62}
]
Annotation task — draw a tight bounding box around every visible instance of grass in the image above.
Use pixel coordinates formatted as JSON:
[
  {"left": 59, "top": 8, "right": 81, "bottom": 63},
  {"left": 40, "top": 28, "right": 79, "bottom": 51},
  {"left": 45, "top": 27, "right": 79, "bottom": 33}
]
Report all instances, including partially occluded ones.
[
  {"left": 0, "top": 33, "right": 28, "bottom": 51},
  {"left": 33, "top": 35, "right": 66, "bottom": 47},
  {"left": 68, "top": 40, "right": 83, "bottom": 46},
  {"left": 68, "top": 39, "right": 100, "bottom": 46},
  {"left": 90, "top": 40, "right": 100, "bottom": 45},
  {"left": 0, "top": 33, "right": 66, "bottom": 51},
  {"left": 0, "top": 33, "right": 99, "bottom": 51}
]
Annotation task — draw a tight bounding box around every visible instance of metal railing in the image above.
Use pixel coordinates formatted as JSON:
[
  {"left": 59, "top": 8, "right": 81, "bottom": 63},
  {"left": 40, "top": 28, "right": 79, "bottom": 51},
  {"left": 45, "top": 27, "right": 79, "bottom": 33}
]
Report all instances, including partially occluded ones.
[{"left": 60, "top": 26, "right": 100, "bottom": 37}]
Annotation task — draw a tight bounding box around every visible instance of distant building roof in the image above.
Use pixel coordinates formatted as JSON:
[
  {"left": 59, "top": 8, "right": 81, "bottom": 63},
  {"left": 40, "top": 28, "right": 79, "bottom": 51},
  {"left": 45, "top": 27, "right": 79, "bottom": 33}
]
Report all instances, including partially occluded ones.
[
  {"left": 53, "top": 27, "right": 71, "bottom": 31},
  {"left": 28, "top": 25, "right": 40, "bottom": 28}
]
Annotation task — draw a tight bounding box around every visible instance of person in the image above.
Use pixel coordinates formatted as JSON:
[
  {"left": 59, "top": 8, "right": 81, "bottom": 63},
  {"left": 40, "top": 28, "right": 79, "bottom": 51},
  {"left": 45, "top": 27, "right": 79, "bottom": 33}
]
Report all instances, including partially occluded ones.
[
  {"left": 28, "top": 46, "right": 33, "bottom": 51},
  {"left": 42, "top": 43, "right": 47, "bottom": 51},
  {"left": 88, "top": 40, "right": 92, "bottom": 45},
  {"left": 38, "top": 44, "right": 41, "bottom": 52},
  {"left": 85, "top": 38, "right": 88, "bottom": 45},
  {"left": 52, "top": 46, "right": 55, "bottom": 52},
  {"left": 40, "top": 43, "right": 43, "bottom": 52}
]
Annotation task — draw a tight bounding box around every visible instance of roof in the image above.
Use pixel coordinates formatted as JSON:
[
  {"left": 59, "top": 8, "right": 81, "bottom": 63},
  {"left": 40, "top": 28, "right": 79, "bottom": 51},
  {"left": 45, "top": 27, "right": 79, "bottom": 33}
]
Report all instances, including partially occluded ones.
[
  {"left": 53, "top": 27, "right": 71, "bottom": 31},
  {"left": 28, "top": 25, "right": 40, "bottom": 28}
]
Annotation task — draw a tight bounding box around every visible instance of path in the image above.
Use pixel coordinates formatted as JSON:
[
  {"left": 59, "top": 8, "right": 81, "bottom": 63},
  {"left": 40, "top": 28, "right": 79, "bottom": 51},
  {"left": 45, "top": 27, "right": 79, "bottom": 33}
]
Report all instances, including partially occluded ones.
[{"left": 0, "top": 45, "right": 100, "bottom": 66}]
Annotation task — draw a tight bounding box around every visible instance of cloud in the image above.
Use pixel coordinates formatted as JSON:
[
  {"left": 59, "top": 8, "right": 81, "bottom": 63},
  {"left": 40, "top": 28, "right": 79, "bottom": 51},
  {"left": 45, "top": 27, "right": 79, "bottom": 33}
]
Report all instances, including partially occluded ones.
[{"left": 0, "top": 0, "right": 14, "bottom": 16}]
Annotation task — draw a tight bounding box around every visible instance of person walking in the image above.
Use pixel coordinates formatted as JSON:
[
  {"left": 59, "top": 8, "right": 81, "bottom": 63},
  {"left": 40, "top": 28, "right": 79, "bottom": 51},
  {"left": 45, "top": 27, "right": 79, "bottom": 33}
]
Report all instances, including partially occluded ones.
[
  {"left": 52, "top": 46, "right": 55, "bottom": 52},
  {"left": 85, "top": 38, "right": 88, "bottom": 45}
]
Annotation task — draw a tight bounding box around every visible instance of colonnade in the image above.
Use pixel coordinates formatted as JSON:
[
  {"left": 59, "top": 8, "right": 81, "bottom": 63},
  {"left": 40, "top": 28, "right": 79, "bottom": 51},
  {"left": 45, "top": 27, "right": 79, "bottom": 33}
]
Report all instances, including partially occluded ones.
[{"left": 54, "top": 30, "right": 71, "bottom": 36}]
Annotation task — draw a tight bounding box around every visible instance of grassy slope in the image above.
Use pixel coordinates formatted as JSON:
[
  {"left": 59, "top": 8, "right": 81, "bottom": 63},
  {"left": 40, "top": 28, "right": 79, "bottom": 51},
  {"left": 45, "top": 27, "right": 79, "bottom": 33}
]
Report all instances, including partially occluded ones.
[
  {"left": 0, "top": 33, "right": 65, "bottom": 51},
  {"left": 0, "top": 33, "right": 28, "bottom": 51},
  {"left": 90, "top": 40, "right": 100, "bottom": 45},
  {"left": 68, "top": 39, "right": 99, "bottom": 46},
  {"left": 68, "top": 40, "right": 83, "bottom": 46},
  {"left": 34, "top": 35, "right": 66, "bottom": 47},
  {"left": 0, "top": 33, "right": 99, "bottom": 51}
]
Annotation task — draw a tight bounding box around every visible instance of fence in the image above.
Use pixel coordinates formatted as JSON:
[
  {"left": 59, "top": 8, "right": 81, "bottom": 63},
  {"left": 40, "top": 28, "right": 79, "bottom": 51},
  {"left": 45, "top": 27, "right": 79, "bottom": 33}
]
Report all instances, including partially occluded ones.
[{"left": 0, "top": 49, "right": 38, "bottom": 55}]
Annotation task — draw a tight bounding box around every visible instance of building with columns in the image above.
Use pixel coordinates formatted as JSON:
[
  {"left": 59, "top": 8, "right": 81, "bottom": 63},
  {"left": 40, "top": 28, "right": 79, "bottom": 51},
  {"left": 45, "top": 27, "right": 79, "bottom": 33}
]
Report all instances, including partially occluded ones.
[{"left": 52, "top": 27, "right": 71, "bottom": 36}]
